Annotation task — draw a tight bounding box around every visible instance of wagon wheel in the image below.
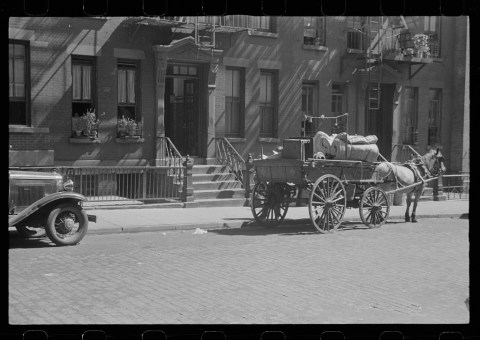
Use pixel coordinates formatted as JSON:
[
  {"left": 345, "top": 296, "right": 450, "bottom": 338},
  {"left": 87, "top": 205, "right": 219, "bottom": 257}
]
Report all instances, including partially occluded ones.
[
  {"left": 359, "top": 187, "right": 390, "bottom": 228},
  {"left": 308, "top": 175, "right": 346, "bottom": 233},
  {"left": 251, "top": 181, "right": 290, "bottom": 227}
]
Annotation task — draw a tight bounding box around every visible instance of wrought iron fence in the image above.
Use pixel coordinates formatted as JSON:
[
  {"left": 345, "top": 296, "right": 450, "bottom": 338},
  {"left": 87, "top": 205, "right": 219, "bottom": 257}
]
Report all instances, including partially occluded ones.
[
  {"left": 11, "top": 165, "right": 184, "bottom": 204},
  {"left": 214, "top": 137, "right": 245, "bottom": 185},
  {"left": 442, "top": 173, "right": 469, "bottom": 200}
]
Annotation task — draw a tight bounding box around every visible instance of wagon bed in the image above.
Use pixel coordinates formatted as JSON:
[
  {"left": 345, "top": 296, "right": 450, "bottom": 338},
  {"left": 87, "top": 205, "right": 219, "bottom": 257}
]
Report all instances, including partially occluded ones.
[{"left": 251, "top": 138, "right": 390, "bottom": 233}]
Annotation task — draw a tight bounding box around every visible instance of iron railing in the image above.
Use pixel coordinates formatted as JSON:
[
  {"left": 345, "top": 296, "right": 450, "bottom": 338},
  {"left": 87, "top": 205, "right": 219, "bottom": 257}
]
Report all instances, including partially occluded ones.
[
  {"left": 11, "top": 165, "right": 185, "bottom": 203},
  {"left": 214, "top": 137, "right": 246, "bottom": 185},
  {"left": 162, "top": 16, "right": 272, "bottom": 31},
  {"left": 442, "top": 173, "right": 470, "bottom": 200}
]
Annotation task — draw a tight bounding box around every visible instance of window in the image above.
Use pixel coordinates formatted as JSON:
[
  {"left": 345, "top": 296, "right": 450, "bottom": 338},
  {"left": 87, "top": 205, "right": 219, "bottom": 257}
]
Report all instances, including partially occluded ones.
[
  {"left": 403, "top": 87, "right": 418, "bottom": 145},
  {"left": 259, "top": 71, "right": 277, "bottom": 137},
  {"left": 304, "top": 17, "right": 326, "bottom": 46},
  {"left": 9, "top": 41, "right": 29, "bottom": 125},
  {"left": 346, "top": 17, "right": 365, "bottom": 50},
  {"left": 428, "top": 88, "right": 442, "bottom": 146},
  {"left": 117, "top": 62, "right": 139, "bottom": 121},
  {"left": 72, "top": 57, "right": 96, "bottom": 137},
  {"left": 302, "top": 83, "right": 317, "bottom": 136},
  {"left": 225, "top": 67, "right": 244, "bottom": 137},
  {"left": 424, "top": 16, "right": 441, "bottom": 57},
  {"left": 72, "top": 57, "right": 95, "bottom": 115},
  {"left": 398, "top": 30, "right": 415, "bottom": 54},
  {"left": 332, "top": 83, "right": 348, "bottom": 115},
  {"left": 332, "top": 84, "right": 347, "bottom": 133},
  {"left": 220, "top": 16, "right": 272, "bottom": 31}
]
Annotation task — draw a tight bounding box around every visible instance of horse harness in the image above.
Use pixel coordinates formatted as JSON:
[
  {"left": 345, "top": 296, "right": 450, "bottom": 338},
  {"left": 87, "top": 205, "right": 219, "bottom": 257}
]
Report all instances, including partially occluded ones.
[{"left": 383, "top": 159, "right": 431, "bottom": 194}]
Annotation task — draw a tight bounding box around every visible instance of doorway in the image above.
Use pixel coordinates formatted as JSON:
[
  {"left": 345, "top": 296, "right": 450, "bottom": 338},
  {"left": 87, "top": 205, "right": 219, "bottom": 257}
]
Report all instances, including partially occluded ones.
[
  {"left": 365, "top": 83, "right": 394, "bottom": 159},
  {"left": 165, "top": 69, "right": 199, "bottom": 156}
]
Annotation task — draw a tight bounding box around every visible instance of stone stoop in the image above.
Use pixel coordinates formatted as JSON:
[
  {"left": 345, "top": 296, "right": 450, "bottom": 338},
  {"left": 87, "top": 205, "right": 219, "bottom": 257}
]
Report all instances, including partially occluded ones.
[{"left": 192, "top": 164, "right": 248, "bottom": 207}]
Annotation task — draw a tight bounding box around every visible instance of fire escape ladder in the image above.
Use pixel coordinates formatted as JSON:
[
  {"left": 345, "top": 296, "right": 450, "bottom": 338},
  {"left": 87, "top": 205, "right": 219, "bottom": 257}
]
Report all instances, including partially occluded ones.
[
  {"left": 194, "top": 17, "right": 216, "bottom": 48},
  {"left": 367, "top": 16, "right": 383, "bottom": 111}
]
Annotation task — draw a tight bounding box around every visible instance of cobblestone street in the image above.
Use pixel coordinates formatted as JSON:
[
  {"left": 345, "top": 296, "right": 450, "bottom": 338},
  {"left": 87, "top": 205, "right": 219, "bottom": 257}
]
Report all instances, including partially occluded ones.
[{"left": 9, "top": 218, "right": 469, "bottom": 324}]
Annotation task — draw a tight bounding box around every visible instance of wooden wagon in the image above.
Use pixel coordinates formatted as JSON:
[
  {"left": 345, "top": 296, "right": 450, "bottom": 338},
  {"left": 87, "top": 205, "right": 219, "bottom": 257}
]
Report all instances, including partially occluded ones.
[{"left": 251, "top": 138, "right": 390, "bottom": 233}]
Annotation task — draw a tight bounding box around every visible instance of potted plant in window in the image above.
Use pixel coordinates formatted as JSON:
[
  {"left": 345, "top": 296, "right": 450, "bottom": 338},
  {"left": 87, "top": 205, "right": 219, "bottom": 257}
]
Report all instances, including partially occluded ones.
[
  {"left": 72, "top": 113, "right": 83, "bottom": 137},
  {"left": 117, "top": 116, "right": 129, "bottom": 137},
  {"left": 126, "top": 118, "right": 138, "bottom": 137}
]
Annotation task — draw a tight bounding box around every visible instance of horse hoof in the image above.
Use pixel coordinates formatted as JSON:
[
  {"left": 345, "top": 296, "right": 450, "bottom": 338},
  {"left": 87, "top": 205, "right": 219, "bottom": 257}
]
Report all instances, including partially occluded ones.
[
  {"left": 412, "top": 219, "right": 418, "bottom": 223},
  {"left": 405, "top": 217, "right": 410, "bottom": 222}
]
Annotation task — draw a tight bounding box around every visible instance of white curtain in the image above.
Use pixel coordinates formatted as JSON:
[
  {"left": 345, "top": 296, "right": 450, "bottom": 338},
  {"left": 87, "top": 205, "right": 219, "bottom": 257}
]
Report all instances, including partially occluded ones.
[
  {"left": 72, "top": 65, "right": 82, "bottom": 100},
  {"left": 118, "top": 69, "right": 126, "bottom": 103},
  {"left": 127, "top": 69, "right": 135, "bottom": 104},
  {"left": 82, "top": 65, "right": 91, "bottom": 100}
]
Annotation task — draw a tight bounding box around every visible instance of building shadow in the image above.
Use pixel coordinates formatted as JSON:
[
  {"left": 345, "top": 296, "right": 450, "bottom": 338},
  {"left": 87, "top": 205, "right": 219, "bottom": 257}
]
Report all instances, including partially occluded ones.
[{"left": 9, "top": 231, "right": 56, "bottom": 249}]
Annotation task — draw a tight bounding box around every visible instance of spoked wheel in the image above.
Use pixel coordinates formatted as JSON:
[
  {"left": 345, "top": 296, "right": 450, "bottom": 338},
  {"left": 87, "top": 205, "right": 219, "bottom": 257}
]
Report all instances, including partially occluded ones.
[
  {"left": 251, "top": 181, "right": 290, "bottom": 227},
  {"left": 308, "top": 175, "right": 346, "bottom": 233},
  {"left": 359, "top": 187, "right": 390, "bottom": 227},
  {"left": 45, "top": 203, "right": 89, "bottom": 246}
]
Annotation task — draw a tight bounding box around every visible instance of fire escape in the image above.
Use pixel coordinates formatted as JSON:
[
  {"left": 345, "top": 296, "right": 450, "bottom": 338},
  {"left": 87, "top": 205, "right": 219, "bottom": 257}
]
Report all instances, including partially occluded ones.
[{"left": 341, "top": 16, "right": 436, "bottom": 100}]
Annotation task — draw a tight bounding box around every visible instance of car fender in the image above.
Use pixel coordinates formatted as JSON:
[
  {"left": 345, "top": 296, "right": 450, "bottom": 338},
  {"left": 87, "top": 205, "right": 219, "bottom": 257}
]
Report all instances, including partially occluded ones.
[{"left": 9, "top": 192, "right": 88, "bottom": 227}]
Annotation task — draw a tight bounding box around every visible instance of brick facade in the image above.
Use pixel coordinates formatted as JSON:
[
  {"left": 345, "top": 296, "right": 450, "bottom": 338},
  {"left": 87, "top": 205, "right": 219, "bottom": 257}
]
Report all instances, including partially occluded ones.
[{"left": 9, "top": 16, "right": 468, "bottom": 173}]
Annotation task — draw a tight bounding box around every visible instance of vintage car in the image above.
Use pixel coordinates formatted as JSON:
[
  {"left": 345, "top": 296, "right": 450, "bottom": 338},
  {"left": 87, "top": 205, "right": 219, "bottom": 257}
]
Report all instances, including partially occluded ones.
[{"left": 8, "top": 169, "right": 96, "bottom": 246}]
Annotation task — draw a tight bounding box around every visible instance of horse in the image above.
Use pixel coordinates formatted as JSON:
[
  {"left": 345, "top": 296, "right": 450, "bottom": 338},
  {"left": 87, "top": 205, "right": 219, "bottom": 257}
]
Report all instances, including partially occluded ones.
[{"left": 375, "top": 149, "right": 446, "bottom": 223}]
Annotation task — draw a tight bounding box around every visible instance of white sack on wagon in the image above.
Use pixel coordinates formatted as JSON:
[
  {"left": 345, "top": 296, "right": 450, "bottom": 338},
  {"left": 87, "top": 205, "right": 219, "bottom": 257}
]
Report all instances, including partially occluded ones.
[
  {"left": 336, "top": 132, "right": 378, "bottom": 145},
  {"left": 313, "top": 131, "right": 336, "bottom": 157},
  {"left": 332, "top": 137, "right": 379, "bottom": 163}
]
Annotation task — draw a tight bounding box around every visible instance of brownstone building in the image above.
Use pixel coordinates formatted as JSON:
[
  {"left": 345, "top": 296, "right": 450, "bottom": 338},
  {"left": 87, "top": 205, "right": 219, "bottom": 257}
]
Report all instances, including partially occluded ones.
[{"left": 9, "top": 16, "right": 469, "bottom": 174}]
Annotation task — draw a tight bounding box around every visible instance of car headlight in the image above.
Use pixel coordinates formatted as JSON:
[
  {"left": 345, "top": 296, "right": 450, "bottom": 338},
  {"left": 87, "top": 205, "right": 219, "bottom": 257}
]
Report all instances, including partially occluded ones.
[
  {"left": 56, "top": 178, "right": 64, "bottom": 192},
  {"left": 63, "top": 179, "right": 74, "bottom": 191}
]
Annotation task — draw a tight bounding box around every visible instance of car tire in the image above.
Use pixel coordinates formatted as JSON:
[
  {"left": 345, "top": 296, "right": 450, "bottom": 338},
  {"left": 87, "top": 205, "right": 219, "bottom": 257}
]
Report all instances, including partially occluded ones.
[{"left": 45, "top": 203, "right": 88, "bottom": 246}]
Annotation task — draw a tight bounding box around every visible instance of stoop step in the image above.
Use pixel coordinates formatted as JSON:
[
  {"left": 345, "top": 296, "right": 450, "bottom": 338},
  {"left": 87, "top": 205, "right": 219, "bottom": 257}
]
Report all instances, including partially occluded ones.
[
  {"left": 193, "top": 180, "right": 242, "bottom": 190},
  {"left": 191, "top": 163, "right": 248, "bottom": 207},
  {"left": 192, "top": 164, "right": 230, "bottom": 174}
]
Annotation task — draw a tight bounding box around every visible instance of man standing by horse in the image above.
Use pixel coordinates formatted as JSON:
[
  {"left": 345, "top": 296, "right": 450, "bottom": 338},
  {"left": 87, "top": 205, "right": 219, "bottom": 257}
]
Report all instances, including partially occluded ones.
[{"left": 375, "top": 149, "right": 446, "bottom": 223}]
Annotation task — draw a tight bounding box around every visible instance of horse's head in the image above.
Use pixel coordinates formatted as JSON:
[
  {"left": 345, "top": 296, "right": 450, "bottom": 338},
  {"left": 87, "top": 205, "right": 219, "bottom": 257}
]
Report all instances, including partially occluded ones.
[{"left": 422, "top": 148, "right": 446, "bottom": 176}]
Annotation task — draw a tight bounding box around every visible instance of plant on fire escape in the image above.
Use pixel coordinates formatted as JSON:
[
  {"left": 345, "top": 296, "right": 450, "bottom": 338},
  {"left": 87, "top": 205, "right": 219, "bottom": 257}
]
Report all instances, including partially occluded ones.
[{"left": 412, "top": 34, "right": 431, "bottom": 58}]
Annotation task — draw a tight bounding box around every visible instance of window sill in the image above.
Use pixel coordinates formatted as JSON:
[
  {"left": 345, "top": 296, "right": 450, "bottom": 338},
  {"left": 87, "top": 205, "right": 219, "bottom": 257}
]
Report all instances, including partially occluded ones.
[
  {"left": 9, "top": 125, "right": 50, "bottom": 134},
  {"left": 248, "top": 30, "right": 278, "bottom": 39},
  {"left": 116, "top": 137, "right": 145, "bottom": 143},
  {"left": 303, "top": 44, "right": 328, "bottom": 52},
  {"left": 258, "top": 137, "right": 280, "bottom": 143},
  {"left": 70, "top": 137, "right": 101, "bottom": 144},
  {"left": 227, "top": 138, "right": 246, "bottom": 143}
]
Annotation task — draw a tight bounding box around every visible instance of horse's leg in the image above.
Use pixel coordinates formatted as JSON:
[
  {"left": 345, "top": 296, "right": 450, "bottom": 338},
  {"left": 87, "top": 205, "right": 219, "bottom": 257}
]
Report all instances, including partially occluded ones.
[
  {"left": 411, "top": 185, "right": 424, "bottom": 223},
  {"left": 405, "top": 192, "right": 412, "bottom": 222}
]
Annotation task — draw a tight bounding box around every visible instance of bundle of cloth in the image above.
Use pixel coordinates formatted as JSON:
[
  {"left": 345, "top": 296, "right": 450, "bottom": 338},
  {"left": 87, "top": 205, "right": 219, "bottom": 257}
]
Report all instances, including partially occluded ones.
[
  {"left": 313, "top": 131, "right": 379, "bottom": 163},
  {"left": 312, "top": 131, "right": 336, "bottom": 159}
]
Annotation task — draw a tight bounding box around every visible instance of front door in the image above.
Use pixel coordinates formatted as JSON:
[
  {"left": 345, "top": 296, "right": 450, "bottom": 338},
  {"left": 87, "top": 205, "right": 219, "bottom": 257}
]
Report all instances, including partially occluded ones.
[
  {"left": 165, "top": 69, "right": 199, "bottom": 156},
  {"left": 365, "top": 83, "right": 394, "bottom": 159}
]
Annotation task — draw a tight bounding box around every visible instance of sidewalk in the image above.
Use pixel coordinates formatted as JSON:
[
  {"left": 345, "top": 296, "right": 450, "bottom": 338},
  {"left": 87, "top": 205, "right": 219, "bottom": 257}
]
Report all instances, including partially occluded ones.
[{"left": 83, "top": 199, "right": 469, "bottom": 235}]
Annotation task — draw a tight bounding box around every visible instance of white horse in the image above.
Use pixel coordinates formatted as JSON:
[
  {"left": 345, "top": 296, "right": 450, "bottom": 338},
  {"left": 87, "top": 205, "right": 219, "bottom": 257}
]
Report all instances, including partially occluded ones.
[{"left": 375, "top": 149, "right": 446, "bottom": 222}]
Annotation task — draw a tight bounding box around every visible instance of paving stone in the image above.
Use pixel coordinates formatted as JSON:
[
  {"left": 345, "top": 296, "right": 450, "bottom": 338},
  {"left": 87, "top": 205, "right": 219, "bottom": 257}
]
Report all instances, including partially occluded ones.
[{"left": 9, "top": 218, "right": 469, "bottom": 324}]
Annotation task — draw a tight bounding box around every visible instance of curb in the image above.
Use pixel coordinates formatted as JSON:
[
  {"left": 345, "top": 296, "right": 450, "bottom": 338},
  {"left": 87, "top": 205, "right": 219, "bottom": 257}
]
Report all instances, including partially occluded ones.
[{"left": 87, "top": 213, "right": 467, "bottom": 236}]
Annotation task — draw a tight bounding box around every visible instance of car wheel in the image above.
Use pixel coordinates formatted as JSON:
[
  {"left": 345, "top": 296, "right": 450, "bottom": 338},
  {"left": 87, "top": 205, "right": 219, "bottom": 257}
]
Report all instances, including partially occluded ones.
[{"left": 45, "top": 203, "right": 88, "bottom": 246}]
